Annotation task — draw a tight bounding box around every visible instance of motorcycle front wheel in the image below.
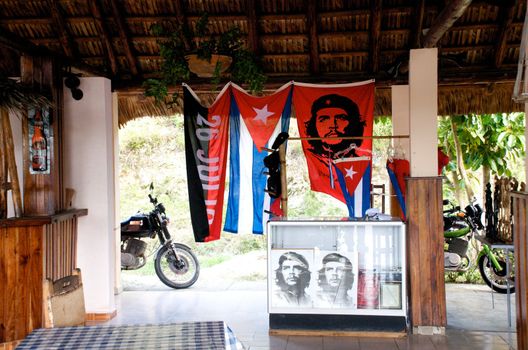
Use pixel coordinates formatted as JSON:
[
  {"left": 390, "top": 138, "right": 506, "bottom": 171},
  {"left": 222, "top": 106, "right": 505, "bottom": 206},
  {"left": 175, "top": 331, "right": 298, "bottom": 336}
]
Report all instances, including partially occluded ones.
[
  {"left": 154, "top": 243, "right": 200, "bottom": 289},
  {"left": 478, "top": 249, "right": 515, "bottom": 294}
]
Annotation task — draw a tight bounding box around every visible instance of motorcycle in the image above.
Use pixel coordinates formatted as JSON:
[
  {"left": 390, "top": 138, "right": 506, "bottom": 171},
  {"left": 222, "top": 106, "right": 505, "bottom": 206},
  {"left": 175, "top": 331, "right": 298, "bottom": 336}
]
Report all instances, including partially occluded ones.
[
  {"left": 443, "top": 199, "right": 515, "bottom": 294},
  {"left": 120, "top": 184, "right": 200, "bottom": 289}
]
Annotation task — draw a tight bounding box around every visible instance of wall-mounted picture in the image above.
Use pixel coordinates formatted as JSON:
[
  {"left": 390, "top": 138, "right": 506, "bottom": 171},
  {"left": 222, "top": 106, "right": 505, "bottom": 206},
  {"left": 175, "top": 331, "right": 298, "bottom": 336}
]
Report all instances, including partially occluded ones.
[
  {"left": 270, "top": 249, "right": 314, "bottom": 309},
  {"left": 28, "top": 107, "right": 51, "bottom": 175},
  {"left": 314, "top": 251, "right": 358, "bottom": 309}
]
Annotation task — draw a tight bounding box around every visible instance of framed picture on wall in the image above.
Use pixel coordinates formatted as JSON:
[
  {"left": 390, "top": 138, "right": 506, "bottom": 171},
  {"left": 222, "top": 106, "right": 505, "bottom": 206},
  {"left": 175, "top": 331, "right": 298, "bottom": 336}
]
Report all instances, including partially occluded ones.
[{"left": 28, "top": 107, "right": 52, "bottom": 175}]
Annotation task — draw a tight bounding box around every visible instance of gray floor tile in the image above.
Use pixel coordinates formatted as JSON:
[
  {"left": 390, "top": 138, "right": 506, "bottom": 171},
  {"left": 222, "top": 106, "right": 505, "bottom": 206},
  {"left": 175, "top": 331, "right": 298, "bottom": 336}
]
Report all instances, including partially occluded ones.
[
  {"left": 322, "top": 336, "right": 361, "bottom": 350},
  {"left": 286, "top": 336, "right": 324, "bottom": 350}
]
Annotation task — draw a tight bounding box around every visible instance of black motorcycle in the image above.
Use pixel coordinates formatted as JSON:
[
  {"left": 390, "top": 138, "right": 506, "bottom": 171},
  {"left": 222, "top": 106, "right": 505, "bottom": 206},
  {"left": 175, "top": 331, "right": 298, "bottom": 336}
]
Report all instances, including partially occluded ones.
[{"left": 120, "top": 185, "right": 200, "bottom": 289}]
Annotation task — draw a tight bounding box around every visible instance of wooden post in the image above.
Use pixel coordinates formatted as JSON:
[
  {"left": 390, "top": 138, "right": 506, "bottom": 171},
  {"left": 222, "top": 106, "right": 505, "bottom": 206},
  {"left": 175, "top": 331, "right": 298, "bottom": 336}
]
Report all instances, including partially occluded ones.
[
  {"left": 279, "top": 143, "right": 288, "bottom": 217},
  {"left": 406, "top": 177, "right": 446, "bottom": 334},
  {"left": 0, "top": 112, "right": 7, "bottom": 218},
  {"left": 1, "top": 109, "right": 23, "bottom": 217},
  {"left": 512, "top": 192, "right": 528, "bottom": 350}
]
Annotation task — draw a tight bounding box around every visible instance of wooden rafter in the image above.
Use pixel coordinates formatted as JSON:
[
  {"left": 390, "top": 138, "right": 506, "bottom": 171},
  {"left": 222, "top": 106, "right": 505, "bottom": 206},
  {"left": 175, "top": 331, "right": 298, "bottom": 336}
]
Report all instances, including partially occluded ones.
[
  {"left": 369, "top": 0, "right": 382, "bottom": 73},
  {"left": 307, "top": 0, "right": 320, "bottom": 75},
  {"left": 494, "top": 0, "right": 517, "bottom": 68},
  {"left": 422, "top": 0, "right": 473, "bottom": 48},
  {"left": 108, "top": 0, "right": 139, "bottom": 76},
  {"left": 48, "top": 0, "right": 76, "bottom": 58},
  {"left": 172, "top": 0, "right": 191, "bottom": 51},
  {"left": 246, "top": 0, "right": 259, "bottom": 53},
  {"left": 410, "top": 0, "right": 425, "bottom": 49},
  {"left": 89, "top": 0, "right": 117, "bottom": 76},
  {"left": 0, "top": 26, "right": 104, "bottom": 77}
]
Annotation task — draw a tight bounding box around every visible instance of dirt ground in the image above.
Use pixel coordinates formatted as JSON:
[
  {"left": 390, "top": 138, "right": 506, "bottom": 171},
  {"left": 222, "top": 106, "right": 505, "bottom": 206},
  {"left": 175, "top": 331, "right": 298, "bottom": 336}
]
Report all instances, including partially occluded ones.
[{"left": 120, "top": 250, "right": 268, "bottom": 291}]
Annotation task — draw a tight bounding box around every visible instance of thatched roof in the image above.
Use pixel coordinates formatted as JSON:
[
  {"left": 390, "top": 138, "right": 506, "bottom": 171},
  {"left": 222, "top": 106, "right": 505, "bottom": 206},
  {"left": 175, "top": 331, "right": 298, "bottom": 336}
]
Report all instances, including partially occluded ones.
[{"left": 0, "top": 0, "right": 526, "bottom": 125}]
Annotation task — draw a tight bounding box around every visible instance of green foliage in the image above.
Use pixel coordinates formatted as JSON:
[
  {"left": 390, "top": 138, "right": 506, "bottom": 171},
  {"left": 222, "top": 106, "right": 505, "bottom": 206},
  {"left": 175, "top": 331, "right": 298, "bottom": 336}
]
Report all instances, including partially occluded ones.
[{"left": 143, "top": 13, "right": 266, "bottom": 105}]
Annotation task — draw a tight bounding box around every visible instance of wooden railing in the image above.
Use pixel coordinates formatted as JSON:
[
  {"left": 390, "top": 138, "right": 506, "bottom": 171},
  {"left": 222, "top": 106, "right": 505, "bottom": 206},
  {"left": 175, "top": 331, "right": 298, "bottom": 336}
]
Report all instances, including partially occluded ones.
[{"left": 511, "top": 191, "right": 528, "bottom": 350}]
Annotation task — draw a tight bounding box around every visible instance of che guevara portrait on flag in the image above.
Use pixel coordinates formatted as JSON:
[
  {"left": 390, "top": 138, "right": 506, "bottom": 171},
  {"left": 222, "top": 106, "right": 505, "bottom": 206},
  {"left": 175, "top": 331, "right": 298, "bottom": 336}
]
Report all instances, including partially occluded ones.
[{"left": 292, "top": 81, "right": 375, "bottom": 217}]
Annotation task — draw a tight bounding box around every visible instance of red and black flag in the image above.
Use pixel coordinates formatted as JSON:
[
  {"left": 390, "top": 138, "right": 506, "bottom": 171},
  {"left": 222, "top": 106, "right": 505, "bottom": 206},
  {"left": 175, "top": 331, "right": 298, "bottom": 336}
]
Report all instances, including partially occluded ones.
[{"left": 183, "top": 83, "right": 231, "bottom": 242}]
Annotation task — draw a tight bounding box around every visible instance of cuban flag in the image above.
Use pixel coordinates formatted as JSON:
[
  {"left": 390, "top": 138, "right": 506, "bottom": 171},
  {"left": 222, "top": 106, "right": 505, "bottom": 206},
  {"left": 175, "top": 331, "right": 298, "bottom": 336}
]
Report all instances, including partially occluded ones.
[
  {"left": 387, "top": 158, "right": 410, "bottom": 220},
  {"left": 333, "top": 157, "right": 372, "bottom": 217},
  {"left": 224, "top": 82, "right": 292, "bottom": 235}
]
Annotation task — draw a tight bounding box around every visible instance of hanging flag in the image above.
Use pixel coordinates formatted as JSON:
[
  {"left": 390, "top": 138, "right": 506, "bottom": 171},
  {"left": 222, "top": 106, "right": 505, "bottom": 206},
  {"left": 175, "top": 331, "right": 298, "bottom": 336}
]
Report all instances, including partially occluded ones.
[
  {"left": 386, "top": 158, "right": 410, "bottom": 220},
  {"left": 183, "top": 83, "right": 231, "bottom": 242},
  {"left": 292, "top": 81, "right": 375, "bottom": 214},
  {"left": 334, "top": 157, "right": 372, "bottom": 217},
  {"left": 224, "top": 82, "right": 293, "bottom": 235}
]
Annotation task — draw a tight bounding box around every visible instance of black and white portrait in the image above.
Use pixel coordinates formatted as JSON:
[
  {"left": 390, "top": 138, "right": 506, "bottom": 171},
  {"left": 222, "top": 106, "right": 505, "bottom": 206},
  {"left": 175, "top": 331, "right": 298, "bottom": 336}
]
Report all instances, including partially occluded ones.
[
  {"left": 314, "top": 251, "right": 358, "bottom": 309},
  {"left": 270, "top": 250, "right": 313, "bottom": 308}
]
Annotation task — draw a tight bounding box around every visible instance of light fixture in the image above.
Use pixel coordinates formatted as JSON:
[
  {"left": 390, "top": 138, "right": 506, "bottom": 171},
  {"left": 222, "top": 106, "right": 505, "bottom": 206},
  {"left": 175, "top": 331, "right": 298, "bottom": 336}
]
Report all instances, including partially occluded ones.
[{"left": 64, "top": 72, "right": 83, "bottom": 100}]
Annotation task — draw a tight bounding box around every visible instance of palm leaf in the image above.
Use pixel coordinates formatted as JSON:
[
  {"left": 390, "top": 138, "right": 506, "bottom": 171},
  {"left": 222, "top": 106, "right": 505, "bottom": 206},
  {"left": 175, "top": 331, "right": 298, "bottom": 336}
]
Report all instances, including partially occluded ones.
[{"left": 0, "top": 76, "right": 52, "bottom": 112}]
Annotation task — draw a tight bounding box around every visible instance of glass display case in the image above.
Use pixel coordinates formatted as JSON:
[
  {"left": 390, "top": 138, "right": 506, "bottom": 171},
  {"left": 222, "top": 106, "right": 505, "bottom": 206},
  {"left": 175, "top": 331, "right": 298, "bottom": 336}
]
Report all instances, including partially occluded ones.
[{"left": 267, "top": 218, "right": 407, "bottom": 332}]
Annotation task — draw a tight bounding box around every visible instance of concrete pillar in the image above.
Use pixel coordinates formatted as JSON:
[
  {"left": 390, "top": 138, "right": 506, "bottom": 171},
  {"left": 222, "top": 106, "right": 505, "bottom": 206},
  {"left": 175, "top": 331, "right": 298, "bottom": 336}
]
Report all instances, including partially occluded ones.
[
  {"left": 63, "top": 77, "right": 116, "bottom": 316},
  {"left": 409, "top": 48, "right": 438, "bottom": 177}
]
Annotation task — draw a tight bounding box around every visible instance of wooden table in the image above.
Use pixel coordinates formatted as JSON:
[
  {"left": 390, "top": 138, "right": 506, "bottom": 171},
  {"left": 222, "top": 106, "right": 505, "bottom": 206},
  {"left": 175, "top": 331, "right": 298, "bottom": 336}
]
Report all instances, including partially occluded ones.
[{"left": 15, "top": 321, "right": 245, "bottom": 350}]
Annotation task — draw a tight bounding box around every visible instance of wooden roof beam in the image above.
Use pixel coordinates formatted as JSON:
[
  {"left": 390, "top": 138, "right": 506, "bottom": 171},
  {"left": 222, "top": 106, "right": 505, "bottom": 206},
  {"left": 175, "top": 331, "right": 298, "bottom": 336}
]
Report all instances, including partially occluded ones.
[
  {"left": 369, "top": 0, "right": 382, "bottom": 73},
  {"left": 246, "top": 0, "right": 259, "bottom": 53},
  {"left": 108, "top": 0, "right": 139, "bottom": 76},
  {"left": 494, "top": 0, "right": 517, "bottom": 68},
  {"left": 307, "top": 0, "right": 320, "bottom": 75},
  {"left": 172, "top": 0, "right": 191, "bottom": 52},
  {"left": 422, "top": 0, "right": 473, "bottom": 48},
  {"left": 410, "top": 0, "right": 425, "bottom": 48},
  {"left": 48, "top": 0, "right": 77, "bottom": 59},
  {"left": 0, "top": 26, "right": 105, "bottom": 77},
  {"left": 89, "top": 0, "right": 117, "bottom": 76}
]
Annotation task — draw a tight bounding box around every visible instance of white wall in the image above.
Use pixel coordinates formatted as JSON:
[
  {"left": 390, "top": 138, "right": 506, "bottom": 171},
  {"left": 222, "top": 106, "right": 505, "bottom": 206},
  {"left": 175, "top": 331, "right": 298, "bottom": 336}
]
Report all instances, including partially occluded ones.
[{"left": 63, "top": 77, "right": 116, "bottom": 314}]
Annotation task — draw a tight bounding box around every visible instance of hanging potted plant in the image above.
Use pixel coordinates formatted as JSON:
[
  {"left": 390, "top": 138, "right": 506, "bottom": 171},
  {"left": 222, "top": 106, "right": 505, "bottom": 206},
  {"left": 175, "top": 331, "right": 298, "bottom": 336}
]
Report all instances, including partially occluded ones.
[{"left": 143, "top": 14, "right": 266, "bottom": 107}]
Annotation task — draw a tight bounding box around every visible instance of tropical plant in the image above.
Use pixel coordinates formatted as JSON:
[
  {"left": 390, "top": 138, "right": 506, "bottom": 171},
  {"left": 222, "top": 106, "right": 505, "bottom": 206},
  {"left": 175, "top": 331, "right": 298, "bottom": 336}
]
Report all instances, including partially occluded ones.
[
  {"left": 143, "top": 14, "right": 266, "bottom": 107},
  {"left": 439, "top": 113, "right": 525, "bottom": 205}
]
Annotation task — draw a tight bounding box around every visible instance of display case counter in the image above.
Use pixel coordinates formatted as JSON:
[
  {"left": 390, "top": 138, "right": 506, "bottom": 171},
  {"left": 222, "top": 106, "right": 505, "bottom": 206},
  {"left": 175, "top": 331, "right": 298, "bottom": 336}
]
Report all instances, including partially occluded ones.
[{"left": 267, "top": 218, "right": 407, "bottom": 333}]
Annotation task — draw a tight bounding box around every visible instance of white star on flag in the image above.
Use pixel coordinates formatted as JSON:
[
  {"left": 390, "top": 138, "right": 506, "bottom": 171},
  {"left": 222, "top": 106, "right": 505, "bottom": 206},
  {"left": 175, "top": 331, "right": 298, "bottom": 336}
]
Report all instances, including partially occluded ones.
[
  {"left": 345, "top": 166, "right": 358, "bottom": 179},
  {"left": 253, "top": 104, "right": 274, "bottom": 124}
]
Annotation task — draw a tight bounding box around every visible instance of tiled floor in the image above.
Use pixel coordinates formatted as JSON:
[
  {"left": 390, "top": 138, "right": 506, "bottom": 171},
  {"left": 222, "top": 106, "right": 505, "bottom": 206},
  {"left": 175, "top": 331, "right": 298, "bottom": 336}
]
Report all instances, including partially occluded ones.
[{"left": 103, "top": 282, "right": 517, "bottom": 349}]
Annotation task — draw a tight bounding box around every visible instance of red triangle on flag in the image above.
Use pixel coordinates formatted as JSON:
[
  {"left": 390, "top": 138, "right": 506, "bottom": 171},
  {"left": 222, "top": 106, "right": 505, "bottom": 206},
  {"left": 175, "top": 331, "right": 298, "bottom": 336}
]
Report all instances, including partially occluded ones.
[
  {"left": 333, "top": 156, "right": 371, "bottom": 195},
  {"left": 232, "top": 85, "right": 291, "bottom": 151}
]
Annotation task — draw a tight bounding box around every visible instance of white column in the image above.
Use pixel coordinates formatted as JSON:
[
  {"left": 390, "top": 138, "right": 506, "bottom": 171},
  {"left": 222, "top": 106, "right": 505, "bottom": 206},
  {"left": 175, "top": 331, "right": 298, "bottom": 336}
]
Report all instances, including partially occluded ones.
[
  {"left": 112, "top": 92, "right": 122, "bottom": 294},
  {"left": 63, "top": 77, "right": 116, "bottom": 315},
  {"left": 391, "top": 85, "right": 410, "bottom": 157},
  {"left": 409, "top": 48, "right": 438, "bottom": 176}
]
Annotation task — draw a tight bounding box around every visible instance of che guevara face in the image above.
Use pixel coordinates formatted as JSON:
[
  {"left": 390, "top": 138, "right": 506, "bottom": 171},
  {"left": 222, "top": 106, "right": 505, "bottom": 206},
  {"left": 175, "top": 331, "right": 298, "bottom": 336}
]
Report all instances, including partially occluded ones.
[
  {"left": 315, "top": 107, "right": 350, "bottom": 146},
  {"left": 281, "top": 259, "right": 304, "bottom": 286},
  {"left": 324, "top": 261, "right": 346, "bottom": 287}
]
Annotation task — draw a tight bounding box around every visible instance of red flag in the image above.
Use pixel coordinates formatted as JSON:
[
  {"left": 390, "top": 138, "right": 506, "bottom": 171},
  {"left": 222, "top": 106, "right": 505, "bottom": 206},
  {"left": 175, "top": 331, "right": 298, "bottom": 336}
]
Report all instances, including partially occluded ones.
[
  {"left": 232, "top": 83, "right": 292, "bottom": 152},
  {"left": 293, "top": 81, "right": 375, "bottom": 203}
]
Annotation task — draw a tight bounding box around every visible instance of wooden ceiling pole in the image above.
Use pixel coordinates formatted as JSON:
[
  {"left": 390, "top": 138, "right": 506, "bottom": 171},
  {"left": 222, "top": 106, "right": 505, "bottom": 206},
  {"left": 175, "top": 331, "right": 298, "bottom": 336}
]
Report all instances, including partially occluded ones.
[
  {"left": 108, "top": 0, "right": 139, "bottom": 76},
  {"left": 422, "top": 0, "right": 473, "bottom": 48},
  {"left": 307, "top": 0, "right": 320, "bottom": 75},
  {"left": 173, "top": 0, "right": 191, "bottom": 51},
  {"left": 48, "top": 0, "right": 76, "bottom": 59},
  {"left": 494, "top": 0, "right": 518, "bottom": 68},
  {"left": 246, "top": 0, "right": 259, "bottom": 54},
  {"left": 369, "top": 0, "right": 382, "bottom": 73},
  {"left": 410, "top": 0, "right": 426, "bottom": 49},
  {"left": 89, "top": 0, "right": 118, "bottom": 76}
]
